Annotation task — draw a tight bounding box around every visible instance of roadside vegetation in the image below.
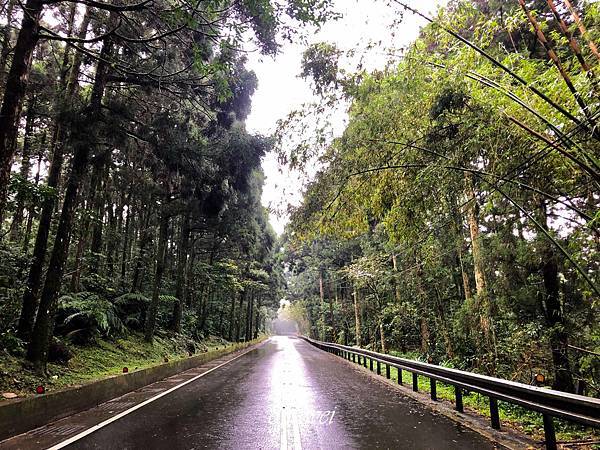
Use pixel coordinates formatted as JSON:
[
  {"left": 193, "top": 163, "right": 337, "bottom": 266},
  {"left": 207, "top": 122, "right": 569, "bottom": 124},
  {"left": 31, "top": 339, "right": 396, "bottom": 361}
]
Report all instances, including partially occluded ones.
[
  {"left": 0, "top": 0, "right": 336, "bottom": 394},
  {"left": 1, "top": 332, "right": 231, "bottom": 399},
  {"left": 278, "top": 0, "right": 600, "bottom": 443},
  {"left": 0, "top": 0, "right": 598, "bottom": 444}
]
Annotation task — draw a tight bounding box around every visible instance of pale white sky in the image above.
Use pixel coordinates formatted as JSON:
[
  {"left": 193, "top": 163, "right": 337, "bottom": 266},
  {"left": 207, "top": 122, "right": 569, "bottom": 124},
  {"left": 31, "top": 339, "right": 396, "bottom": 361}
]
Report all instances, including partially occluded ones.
[{"left": 246, "top": 0, "right": 446, "bottom": 235}]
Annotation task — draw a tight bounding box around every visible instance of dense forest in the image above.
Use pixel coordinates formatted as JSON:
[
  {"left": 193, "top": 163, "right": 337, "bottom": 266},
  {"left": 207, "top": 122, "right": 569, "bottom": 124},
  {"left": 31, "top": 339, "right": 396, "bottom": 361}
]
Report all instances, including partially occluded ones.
[
  {"left": 0, "top": 0, "right": 598, "bottom": 426},
  {"left": 280, "top": 0, "right": 599, "bottom": 401},
  {"left": 0, "top": 0, "right": 337, "bottom": 378}
]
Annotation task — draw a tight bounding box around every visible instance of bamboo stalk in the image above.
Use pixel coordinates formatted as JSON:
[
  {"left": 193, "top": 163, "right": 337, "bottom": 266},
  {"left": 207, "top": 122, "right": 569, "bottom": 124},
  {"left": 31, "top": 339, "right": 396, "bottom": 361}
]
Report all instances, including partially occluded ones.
[
  {"left": 367, "top": 137, "right": 596, "bottom": 222},
  {"left": 562, "top": 0, "right": 600, "bottom": 61},
  {"left": 507, "top": 115, "right": 600, "bottom": 178},
  {"left": 547, "top": 0, "right": 600, "bottom": 96},
  {"left": 342, "top": 163, "right": 600, "bottom": 298},
  {"left": 425, "top": 60, "right": 600, "bottom": 179},
  {"left": 519, "top": 0, "right": 595, "bottom": 127},
  {"left": 392, "top": 0, "right": 584, "bottom": 129}
]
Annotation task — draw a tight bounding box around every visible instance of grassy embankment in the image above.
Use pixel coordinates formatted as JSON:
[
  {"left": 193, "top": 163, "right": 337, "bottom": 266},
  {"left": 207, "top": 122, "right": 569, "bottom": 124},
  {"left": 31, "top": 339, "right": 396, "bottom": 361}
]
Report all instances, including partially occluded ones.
[{"left": 0, "top": 333, "right": 234, "bottom": 400}]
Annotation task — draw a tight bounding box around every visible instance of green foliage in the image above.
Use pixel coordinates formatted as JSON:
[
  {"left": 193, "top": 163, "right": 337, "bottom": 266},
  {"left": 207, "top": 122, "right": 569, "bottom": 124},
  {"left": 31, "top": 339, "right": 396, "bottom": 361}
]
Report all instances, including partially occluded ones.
[
  {"left": 8, "top": 174, "right": 56, "bottom": 205},
  {"left": 56, "top": 292, "right": 124, "bottom": 340},
  {"left": 113, "top": 293, "right": 150, "bottom": 330},
  {"left": 281, "top": 0, "right": 600, "bottom": 423},
  {"left": 0, "top": 244, "right": 29, "bottom": 333},
  {"left": 301, "top": 42, "right": 342, "bottom": 96}
]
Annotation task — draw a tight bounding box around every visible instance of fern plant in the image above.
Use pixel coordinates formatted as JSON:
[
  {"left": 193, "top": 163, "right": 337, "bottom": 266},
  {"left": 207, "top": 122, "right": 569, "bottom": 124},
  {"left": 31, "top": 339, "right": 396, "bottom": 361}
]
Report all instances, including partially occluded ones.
[
  {"left": 56, "top": 292, "right": 124, "bottom": 340},
  {"left": 157, "top": 295, "right": 180, "bottom": 329},
  {"left": 113, "top": 293, "right": 149, "bottom": 330}
]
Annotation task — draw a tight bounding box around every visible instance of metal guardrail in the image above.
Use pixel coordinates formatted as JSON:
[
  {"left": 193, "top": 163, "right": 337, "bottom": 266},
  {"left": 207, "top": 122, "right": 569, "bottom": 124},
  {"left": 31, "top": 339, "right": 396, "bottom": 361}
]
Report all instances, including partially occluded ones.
[{"left": 301, "top": 336, "right": 600, "bottom": 450}]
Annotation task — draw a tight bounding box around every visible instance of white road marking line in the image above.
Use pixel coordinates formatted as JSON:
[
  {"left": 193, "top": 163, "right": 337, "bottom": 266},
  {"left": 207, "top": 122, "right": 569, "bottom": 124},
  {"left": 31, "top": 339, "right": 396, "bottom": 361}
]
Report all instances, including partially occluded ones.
[
  {"left": 291, "top": 408, "right": 302, "bottom": 450},
  {"left": 280, "top": 408, "right": 288, "bottom": 450},
  {"left": 47, "top": 343, "right": 264, "bottom": 450}
]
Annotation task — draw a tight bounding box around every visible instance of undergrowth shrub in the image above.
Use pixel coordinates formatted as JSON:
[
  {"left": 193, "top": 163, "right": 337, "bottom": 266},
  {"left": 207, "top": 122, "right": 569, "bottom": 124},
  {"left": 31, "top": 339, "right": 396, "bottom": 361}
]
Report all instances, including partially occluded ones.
[
  {"left": 113, "top": 292, "right": 149, "bottom": 330},
  {"left": 56, "top": 292, "right": 124, "bottom": 343}
]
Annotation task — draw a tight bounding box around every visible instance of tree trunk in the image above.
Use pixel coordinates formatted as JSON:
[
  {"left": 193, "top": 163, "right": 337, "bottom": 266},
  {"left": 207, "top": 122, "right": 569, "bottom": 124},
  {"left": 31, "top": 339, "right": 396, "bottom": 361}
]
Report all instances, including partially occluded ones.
[
  {"left": 70, "top": 177, "right": 94, "bottom": 291},
  {"left": 105, "top": 184, "right": 118, "bottom": 277},
  {"left": 352, "top": 286, "right": 362, "bottom": 347},
  {"left": 22, "top": 142, "right": 43, "bottom": 252},
  {"left": 0, "top": 0, "right": 18, "bottom": 91},
  {"left": 16, "top": 9, "right": 90, "bottom": 340},
  {"left": 235, "top": 290, "right": 244, "bottom": 342},
  {"left": 245, "top": 290, "right": 253, "bottom": 342},
  {"left": 89, "top": 159, "right": 110, "bottom": 273},
  {"left": 434, "top": 288, "right": 454, "bottom": 358},
  {"left": 145, "top": 206, "right": 169, "bottom": 342},
  {"left": 0, "top": 0, "right": 44, "bottom": 218},
  {"left": 340, "top": 286, "right": 350, "bottom": 345},
  {"left": 171, "top": 208, "right": 191, "bottom": 332},
  {"left": 539, "top": 201, "right": 575, "bottom": 392},
  {"left": 9, "top": 95, "right": 35, "bottom": 241},
  {"left": 391, "top": 254, "right": 402, "bottom": 303},
  {"left": 120, "top": 190, "right": 133, "bottom": 282},
  {"left": 319, "top": 269, "right": 326, "bottom": 340},
  {"left": 228, "top": 293, "right": 236, "bottom": 341},
  {"left": 465, "top": 173, "right": 496, "bottom": 365},
  {"left": 131, "top": 200, "right": 152, "bottom": 292},
  {"left": 217, "top": 295, "right": 225, "bottom": 336},
  {"left": 199, "top": 288, "right": 212, "bottom": 334},
  {"left": 185, "top": 249, "right": 195, "bottom": 306},
  {"left": 379, "top": 320, "right": 386, "bottom": 353},
  {"left": 328, "top": 282, "right": 337, "bottom": 342},
  {"left": 254, "top": 298, "right": 261, "bottom": 339},
  {"left": 26, "top": 34, "right": 114, "bottom": 370},
  {"left": 452, "top": 206, "right": 472, "bottom": 301},
  {"left": 415, "top": 264, "right": 430, "bottom": 355}
]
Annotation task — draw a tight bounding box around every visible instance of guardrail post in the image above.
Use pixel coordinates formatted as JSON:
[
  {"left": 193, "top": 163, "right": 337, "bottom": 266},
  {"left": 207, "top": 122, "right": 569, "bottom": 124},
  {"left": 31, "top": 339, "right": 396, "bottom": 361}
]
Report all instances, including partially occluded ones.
[
  {"left": 363, "top": 355, "right": 367, "bottom": 368},
  {"left": 386, "top": 364, "right": 390, "bottom": 379},
  {"left": 377, "top": 360, "right": 381, "bottom": 375},
  {"left": 489, "top": 398, "right": 501, "bottom": 430},
  {"left": 397, "top": 368, "right": 403, "bottom": 385},
  {"left": 412, "top": 373, "right": 418, "bottom": 392},
  {"left": 455, "top": 387, "right": 463, "bottom": 412},
  {"left": 543, "top": 414, "right": 557, "bottom": 450},
  {"left": 430, "top": 378, "right": 437, "bottom": 401},
  {"left": 352, "top": 353, "right": 356, "bottom": 363},
  {"left": 369, "top": 358, "right": 373, "bottom": 371}
]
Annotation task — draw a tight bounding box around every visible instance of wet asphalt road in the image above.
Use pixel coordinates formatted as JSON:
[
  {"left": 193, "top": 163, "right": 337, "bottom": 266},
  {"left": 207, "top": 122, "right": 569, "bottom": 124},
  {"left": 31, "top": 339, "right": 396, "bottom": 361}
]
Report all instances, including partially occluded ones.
[{"left": 59, "top": 336, "right": 495, "bottom": 449}]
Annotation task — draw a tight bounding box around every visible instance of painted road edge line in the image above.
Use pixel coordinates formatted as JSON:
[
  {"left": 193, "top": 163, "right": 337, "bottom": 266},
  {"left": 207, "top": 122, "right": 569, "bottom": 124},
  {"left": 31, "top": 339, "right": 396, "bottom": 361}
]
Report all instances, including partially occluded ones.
[{"left": 47, "top": 340, "right": 267, "bottom": 450}]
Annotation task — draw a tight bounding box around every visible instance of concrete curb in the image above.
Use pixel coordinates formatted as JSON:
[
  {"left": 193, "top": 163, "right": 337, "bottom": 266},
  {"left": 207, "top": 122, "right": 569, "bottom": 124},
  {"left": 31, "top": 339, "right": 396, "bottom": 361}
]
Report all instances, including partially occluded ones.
[{"left": 0, "top": 337, "right": 265, "bottom": 441}]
